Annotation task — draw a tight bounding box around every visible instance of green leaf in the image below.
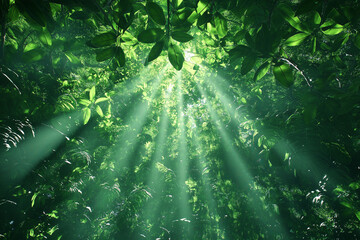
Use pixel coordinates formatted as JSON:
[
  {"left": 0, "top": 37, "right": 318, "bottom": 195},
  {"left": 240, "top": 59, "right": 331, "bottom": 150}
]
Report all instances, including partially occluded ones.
[
  {"left": 22, "top": 48, "right": 44, "bottom": 62},
  {"left": 95, "top": 97, "right": 108, "bottom": 104},
  {"left": 39, "top": 29, "right": 52, "bottom": 46},
  {"left": 147, "top": 40, "right": 164, "bottom": 63},
  {"left": 137, "top": 28, "right": 164, "bottom": 43},
  {"left": 284, "top": 33, "right": 310, "bottom": 46},
  {"left": 273, "top": 63, "right": 294, "bottom": 88},
  {"left": 64, "top": 52, "right": 81, "bottom": 64},
  {"left": 29, "top": 229, "right": 35, "bottom": 237},
  {"left": 254, "top": 61, "right": 271, "bottom": 81},
  {"left": 95, "top": 47, "right": 115, "bottom": 62},
  {"left": 146, "top": 2, "right": 165, "bottom": 25},
  {"left": 241, "top": 55, "right": 257, "bottom": 75},
  {"left": 356, "top": 211, "right": 360, "bottom": 221},
  {"left": 354, "top": 33, "right": 360, "bottom": 49},
  {"left": 168, "top": 44, "right": 184, "bottom": 71},
  {"left": 89, "top": 86, "right": 95, "bottom": 101},
  {"left": 312, "top": 37, "right": 317, "bottom": 53},
  {"left": 96, "top": 105, "right": 104, "bottom": 117},
  {"left": 79, "top": 99, "right": 91, "bottom": 106},
  {"left": 197, "top": 12, "right": 211, "bottom": 27},
  {"left": 214, "top": 13, "right": 228, "bottom": 38},
  {"left": 90, "top": 32, "right": 116, "bottom": 48},
  {"left": 31, "top": 192, "right": 38, "bottom": 207},
  {"left": 321, "top": 20, "right": 343, "bottom": 35},
  {"left": 340, "top": 201, "right": 353, "bottom": 209},
  {"left": 171, "top": 31, "right": 193, "bottom": 42},
  {"left": 313, "top": 11, "right": 321, "bottom": 25},
  {"left": 83, "top": 107, "right": 91, "bottom": 125},
  {"left": 115, "top": 46, "right": 125, "bottom": 67},
  {"left": 70, "top": 11, "right": 90, "bottom": 20}
]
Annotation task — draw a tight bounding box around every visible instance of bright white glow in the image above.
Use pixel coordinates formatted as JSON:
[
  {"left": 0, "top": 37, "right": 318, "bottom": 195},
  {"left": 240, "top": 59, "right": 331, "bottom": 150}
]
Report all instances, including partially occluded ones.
[{"left": 184, "top": 50, "right": 195, "bottom": 62}]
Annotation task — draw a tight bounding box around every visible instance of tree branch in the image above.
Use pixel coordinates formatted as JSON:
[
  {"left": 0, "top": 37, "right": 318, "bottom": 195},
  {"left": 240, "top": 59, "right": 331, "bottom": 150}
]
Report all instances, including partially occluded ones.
[{"left": 280, "top": 57, "right": 312, "bottom": 88}]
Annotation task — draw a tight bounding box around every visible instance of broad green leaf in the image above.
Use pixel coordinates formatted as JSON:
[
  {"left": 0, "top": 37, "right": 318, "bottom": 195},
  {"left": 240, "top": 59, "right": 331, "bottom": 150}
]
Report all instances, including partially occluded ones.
[
  {"left": 147, "top": 40, "right": 164, "bottom": 62},
  {"left": 197, "top": 12, "right": 211, "bottom": 27},
  {"left": 254, "top": 61, "right": 271, "bottom": 81},
  {"left": 89, "top": 86, "right": 95, "bottom": 101},
  {"left": 340, "top": 201, "right": 353, "bottom": 209},
  {"left": 83, "top": 107, "right": 91, "bottom": 125},
  {"left": 241, "top": 55, "right": 257, "bottom": 75},
  {"left": 64, "top": 52, "right": 80, "bottom": 64},
  {"left": 214, "top": 13, "right": 228, "bottom": 38},
  {"left": 39, "top": 29, "right": 52, "bottom": 46},
  {"left": 115, "top": 46, "right": 125, "bottom": 67},
  {"left": 168, "top": 44, "right": 184, "bottom": 71},
  {"left": 90, "top": 32, "right": 116, "bottom": 48},
  {"left": 196, "top": 0, "right": 208, "bottom": 14},
  {"left": 321, "top": 20, "right": 343, "bottom": 35},
  {"left": 313, "top": 11, "right": 321, "bottom": 25},
  {"left": 171, "top": 31, "right": 193, "bottom": 42},
  {"left": 146, "top": 2, "right": 165, "bottom": 25},
  {"left": 79, "top": 99, "right": 91, "bottom": 106},
  {"left": 354, "top": 33, "right": 360, "bottom": 49},
  {"left": 273, "top": 63, "right": 294, "bottom": 87},
  {"left": 95, "top": 97, "right": 108, "bottom": 104},
  {"left": 137, "top": 28, "right": 164, "bottom": 43},
  {"left": 30, "top": 229, "right": 35, "bottom": 237},
  {"left": 22, "top": 48, "right": 44, "bottom": 62},
  {"left": 96, "top": 105, "right": 104, "bottom": 117},
  {"left": 95, "top": 47, "right": 115, "bottom": 62},
  {"left": 284, "top": 33, "right": 310, "bottom": 46},
  {"left": 349, "top": 182, "right": 360, "bottom": 190}
]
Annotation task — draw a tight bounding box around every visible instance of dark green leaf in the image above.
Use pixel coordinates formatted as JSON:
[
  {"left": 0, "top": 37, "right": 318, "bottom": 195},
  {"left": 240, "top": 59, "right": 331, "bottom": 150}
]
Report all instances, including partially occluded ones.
[
  {"left": 171, "top": 31, "right": 193, "bottom": 42},
  {"left": 22, "top": 48, "right": 44, "bottom": 62},
  {"left": 168, "top": 44, "right": 184, "bottom": 71},
  {"left": 91, "top": 32, "right": 116, "bottom": 48},
  {"left": 137, "top": 28, "right": 164, "bottom": 43},
  {"left": 284, "top": 33, "right": 310, "bottom": 46},
  {"left": 146, "top": 2, "right": 165, "bottom": 25},
  {"left": 115, "top": 46, "right": 125, "bottom": 67},
  {"left": 197, "top": 12, "right": 211, "bottom": 27},
  {"left": 70, "top": 11, "right": 91, "bottom": 20},
  {"left": 354, "top": 33, "right": 360, "bottom": 49},
  {"left": 273, "top": 63, "right": 294, "bottom": 87},
  {"left": 95, "top": 47, "right": 115, "bottom": 62},
  {"left": 254, "top": 61, "right": 271, "bottom": 81},
  {"left": 147, "top": 41, "right": 164, "bottom": 63},
  {"left": 241, "top": 55, "right": 257, "bottom": 75}
]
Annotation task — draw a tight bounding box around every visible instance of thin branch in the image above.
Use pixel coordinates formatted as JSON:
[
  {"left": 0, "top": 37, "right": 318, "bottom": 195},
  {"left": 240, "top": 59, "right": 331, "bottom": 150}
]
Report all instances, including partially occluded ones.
[
  {"left": 1, "top": 72, "right": 21, "bottom": 94},
  {"left": 280, "top": 57, "right": 312, "bottom": 88}
]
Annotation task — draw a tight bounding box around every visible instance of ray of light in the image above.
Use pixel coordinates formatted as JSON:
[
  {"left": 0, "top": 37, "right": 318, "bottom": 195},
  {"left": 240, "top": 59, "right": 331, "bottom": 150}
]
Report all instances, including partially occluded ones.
[
  {"left": 0, "top": 111, "right": 82, "bottom": 190},
  {"left": 173, "top": 71, "right": 193, "bottom": 238},
  {"left": 188, "top": 116, "right": 226, "bottom": 239},
  {"left": 196, "top": 81, "right": 289, "bottom": 238}
]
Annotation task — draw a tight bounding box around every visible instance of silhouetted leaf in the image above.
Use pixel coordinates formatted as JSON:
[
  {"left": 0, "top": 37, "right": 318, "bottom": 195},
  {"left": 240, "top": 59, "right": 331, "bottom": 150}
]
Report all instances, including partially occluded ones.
[
  {"left": 241, "top": 54, "right": 256, "bottom": 75},
  {"left": 95, "top": 47, "right": 115, "bottom": 62},
  {"left": 115, "top": 46, "right": 125, "bottom": 67},
  {"left": 168, "top": 44, "right": 184, "bottom": 70},
  {"left": 146, "top": 2, "right": 165, "bottom": 25},
  {"left": 90, "top": 32, "right": 116, "bottom": 48},
  {"left": 171, "top": 31, "right": 193, "bottom": 42},
  {"left": 137, "top": 28, "right": 164, "bottom": 43},
  {"left": 147, "top": 41, "right": 164, "bottom": 62}
]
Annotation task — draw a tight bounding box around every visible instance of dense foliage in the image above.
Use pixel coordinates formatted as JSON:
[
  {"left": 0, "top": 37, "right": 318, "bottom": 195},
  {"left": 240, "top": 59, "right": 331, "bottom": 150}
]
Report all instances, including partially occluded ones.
[{"left": 1, "top": 0, "right": 360, "bottom": 239}]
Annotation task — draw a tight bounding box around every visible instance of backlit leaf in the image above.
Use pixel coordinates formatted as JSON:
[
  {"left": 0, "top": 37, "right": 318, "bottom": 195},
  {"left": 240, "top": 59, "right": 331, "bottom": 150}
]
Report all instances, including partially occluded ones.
[
  {"left": 214, "top": 13, "right": 227, "bottom": 38},
  {"left": 96, "top": 105, "right": 104, "bottom": 117},
  {"left": 89, "top": 86, "right": 95, "bottom": 101},
  {"left": 285, "top": 33, "right": 310, "bottom": 46},
  {"left": 254, "top": 61, "right": 271, "bottom": 81},
  {"left": 273, "top": 63, "right": 294, "bottom": 87},
  {"left": 83, "top": 107, "right": 91, "bottom": 125},
  {"left": 79, "top": 99, "right": 91, "bottom": 106}
]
